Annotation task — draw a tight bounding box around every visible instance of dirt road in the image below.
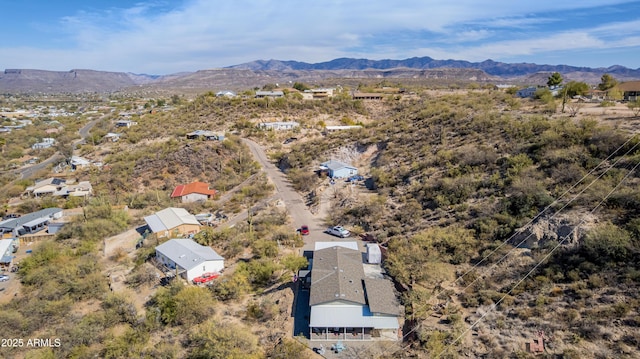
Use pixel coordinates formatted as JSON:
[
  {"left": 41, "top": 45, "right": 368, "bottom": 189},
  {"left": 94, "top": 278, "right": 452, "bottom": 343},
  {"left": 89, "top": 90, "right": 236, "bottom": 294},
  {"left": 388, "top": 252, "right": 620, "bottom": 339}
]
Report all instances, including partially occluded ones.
[{"left": 241, "top": 138, "right": 355, "bottom": 252}]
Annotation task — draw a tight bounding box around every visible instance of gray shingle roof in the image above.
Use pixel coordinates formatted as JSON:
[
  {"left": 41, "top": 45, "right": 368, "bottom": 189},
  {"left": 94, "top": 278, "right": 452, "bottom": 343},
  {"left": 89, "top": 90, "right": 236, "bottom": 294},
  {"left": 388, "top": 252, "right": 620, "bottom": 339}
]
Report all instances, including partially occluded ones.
[
  {"left": 310, "top": 246, "right": 366, "bottom": 306},
  {"left": 364, "top": 278, "right": 402, "bottom": 316}
]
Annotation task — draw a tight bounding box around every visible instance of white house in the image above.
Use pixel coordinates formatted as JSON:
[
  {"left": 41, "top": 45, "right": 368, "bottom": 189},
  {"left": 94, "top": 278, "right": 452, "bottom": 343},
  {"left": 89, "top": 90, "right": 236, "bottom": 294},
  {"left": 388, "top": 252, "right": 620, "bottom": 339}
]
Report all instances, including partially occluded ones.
[
  {"left": 26, "top": 177, "right": 67, "bottom": 197},
  {"left": 255, "top": 91, "right": 284, "bottom": 98},
  {"left": 103, "top": 133, "right": 121, "bottom": 142},
  {"left": 64, "top": 181, "right": 93, "bottom": 197},
  {"left": 186, "top": 130, "right": 223, "bottom": 141},
  {"left": 258, "top": 121, "right": 299, "bottom": 131},
  {"left": 31, "top": 138, "right": 56, "bottom": 150},
  {"left": 115, "top": 120, "right": 138, "bottom": 128},
  {"left": 70, "top": 155, "right": 91, "bottom": 170},
  {"left": 309, "top": 244, "right": 402, "bottom": 341},
  {"left": 320, "top": 160, "right": 358, "bottom": 179},
  {"left": 216, "top": 90, "right": 236, "bottom": 98},
  {"left": 155, "top": 238, "right": 224, "bottom": 282}
]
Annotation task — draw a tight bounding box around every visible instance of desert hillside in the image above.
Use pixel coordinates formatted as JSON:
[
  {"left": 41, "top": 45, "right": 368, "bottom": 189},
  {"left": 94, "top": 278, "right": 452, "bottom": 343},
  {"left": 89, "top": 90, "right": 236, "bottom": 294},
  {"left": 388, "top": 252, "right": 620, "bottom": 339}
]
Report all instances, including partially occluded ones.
[{"left": 1, "top": 84, "right": 639, "bottom": 358}]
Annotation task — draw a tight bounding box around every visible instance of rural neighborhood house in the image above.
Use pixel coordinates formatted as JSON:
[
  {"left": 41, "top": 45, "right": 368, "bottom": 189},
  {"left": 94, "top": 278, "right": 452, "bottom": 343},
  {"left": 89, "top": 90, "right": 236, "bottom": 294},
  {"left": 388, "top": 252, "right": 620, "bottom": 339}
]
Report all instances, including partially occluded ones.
[
  {"left": 143, "top": 207, "right": 201, "bottom": 238},
  {"left": 309, "top": 243, "right": 402, "bottom": 341},
  {"left": 155, "top": 238, "right": 224, "bottom": 282},
  {"left": 170, "top": 181, "right": 217, "bottom": 203}
]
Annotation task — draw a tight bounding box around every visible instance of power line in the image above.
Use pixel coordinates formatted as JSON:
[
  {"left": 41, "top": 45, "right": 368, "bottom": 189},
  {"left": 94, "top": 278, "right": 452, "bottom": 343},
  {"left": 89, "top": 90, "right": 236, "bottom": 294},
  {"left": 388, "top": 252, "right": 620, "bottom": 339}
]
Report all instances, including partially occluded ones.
[
  {"left": 433, "top": 151, "right": 640, "bottom": 358},
  {"left": 454, "top": 137, "right": 640, "bottom": 294},
  {"left": 372, "top": 133, "right": 639, "bottom": 358},
  {"left": 453, "top": 134, "right": 639, "bottom": 291}
]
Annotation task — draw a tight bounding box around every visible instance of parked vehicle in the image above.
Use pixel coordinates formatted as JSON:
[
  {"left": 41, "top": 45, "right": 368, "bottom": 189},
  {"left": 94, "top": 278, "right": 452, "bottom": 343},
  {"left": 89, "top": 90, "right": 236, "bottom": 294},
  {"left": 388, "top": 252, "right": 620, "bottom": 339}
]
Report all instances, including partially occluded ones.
[
  {"left": 0, "top": 274, "right": 9, "bottom": 282},
  {"left": 326, "top": 226, "right": 350, "bottom": 238},
  {"left": 283, "top": 137, "right": 298, "bottom": 144},
  {"left": 192, "top": 272, "right": 220, "bottom": 284},
  {"left": 299, "top": 225, "right": 310, "bottom": 236},
  {"left": 346, "top": 175, "right": 364, "bottom": 182}
]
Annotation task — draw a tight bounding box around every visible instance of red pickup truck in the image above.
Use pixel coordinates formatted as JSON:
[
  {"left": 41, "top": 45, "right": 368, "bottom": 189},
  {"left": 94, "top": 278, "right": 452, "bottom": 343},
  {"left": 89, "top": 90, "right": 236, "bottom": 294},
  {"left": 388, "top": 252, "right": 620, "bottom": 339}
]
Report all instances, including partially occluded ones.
[{"left": 192, "top": 272, "right": 220, "bottom": 284}]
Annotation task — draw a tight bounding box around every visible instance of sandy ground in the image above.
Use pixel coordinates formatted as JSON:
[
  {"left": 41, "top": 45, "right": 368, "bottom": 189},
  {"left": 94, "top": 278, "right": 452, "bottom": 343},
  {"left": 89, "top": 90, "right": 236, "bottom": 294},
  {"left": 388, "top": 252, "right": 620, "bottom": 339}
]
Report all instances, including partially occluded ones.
[{"left": 552, "top": 101, "right": 640, "bottom": 132}]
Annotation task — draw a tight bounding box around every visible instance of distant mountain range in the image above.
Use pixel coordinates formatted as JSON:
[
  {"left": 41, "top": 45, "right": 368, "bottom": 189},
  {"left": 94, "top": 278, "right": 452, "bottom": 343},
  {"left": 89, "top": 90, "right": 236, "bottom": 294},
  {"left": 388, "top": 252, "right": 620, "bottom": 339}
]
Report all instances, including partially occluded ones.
[
  {"left": 1, "top": 57, "right": 639, "bottom": 94},
  {"left": 229, "top": 57, "right": 640, "bottom": 78}
]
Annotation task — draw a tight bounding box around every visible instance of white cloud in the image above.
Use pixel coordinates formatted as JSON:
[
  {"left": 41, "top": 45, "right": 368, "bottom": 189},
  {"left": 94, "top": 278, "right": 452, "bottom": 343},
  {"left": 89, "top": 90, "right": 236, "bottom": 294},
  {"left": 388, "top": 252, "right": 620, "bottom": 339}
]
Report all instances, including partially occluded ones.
[{"left": 1, "top": 0, "right": 639, "bottom": 73}]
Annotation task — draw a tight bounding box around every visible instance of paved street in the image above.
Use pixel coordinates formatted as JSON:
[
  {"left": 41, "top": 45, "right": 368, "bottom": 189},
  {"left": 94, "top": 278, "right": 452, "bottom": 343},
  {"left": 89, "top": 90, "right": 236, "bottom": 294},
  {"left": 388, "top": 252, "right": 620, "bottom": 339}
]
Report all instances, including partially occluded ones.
[{"left": 11, "top": 115, "right": 104, "bottom": 179}]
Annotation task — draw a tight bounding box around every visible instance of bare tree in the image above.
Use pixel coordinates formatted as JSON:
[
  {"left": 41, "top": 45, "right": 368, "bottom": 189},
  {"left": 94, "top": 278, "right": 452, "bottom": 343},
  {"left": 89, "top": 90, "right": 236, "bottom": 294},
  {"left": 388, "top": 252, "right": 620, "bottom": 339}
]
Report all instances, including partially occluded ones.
[
  {"left": 566, "top": 101, "right": 583, "bottom": 117},
  {"left": 628, "top": 100, "right": 640, "bottom": 117}
]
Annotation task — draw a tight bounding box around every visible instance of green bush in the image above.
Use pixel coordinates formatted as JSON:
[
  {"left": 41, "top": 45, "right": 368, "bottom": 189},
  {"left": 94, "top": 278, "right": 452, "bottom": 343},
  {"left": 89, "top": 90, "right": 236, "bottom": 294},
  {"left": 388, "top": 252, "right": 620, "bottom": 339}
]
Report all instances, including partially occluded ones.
[{"left": 186, "top": 320, "right": 262, "bottom": 359}]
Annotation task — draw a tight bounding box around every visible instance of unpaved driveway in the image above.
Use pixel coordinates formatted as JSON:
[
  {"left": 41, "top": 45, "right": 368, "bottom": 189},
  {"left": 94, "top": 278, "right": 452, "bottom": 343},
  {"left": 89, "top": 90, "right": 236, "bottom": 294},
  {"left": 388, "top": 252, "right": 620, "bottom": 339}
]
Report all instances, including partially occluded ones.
[{"left": 242, "top": 138, "right": 363, "bottom": 253}]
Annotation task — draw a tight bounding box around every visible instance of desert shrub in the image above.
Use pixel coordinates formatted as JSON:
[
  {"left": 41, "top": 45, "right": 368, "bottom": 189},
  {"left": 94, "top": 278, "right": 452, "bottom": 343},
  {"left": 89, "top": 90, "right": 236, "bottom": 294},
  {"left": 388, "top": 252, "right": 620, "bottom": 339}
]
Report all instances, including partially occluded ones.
[
  {"left": 252, "top": 207, "right": 288, "bottom": 229},
  {"left": 245, "top": 299, "right": 278, "bottom": 322},
  {"left": 101, "top": 325, "right": 150, "bottom": 359},
  {"left": 423, "top": 330, "right": 456, "bottom": 358},
  {"left": 125, "top": 264, "right": 158, "bottom": 287},
  {"left": 63, "top": 313, "right": 108, "bottom": 349},
  {"left": 102, "top": 293, "right": 138, "bottom": 325},
  {"left": 211, "top": 272, "right": 251, "bottom": 301},
  {"left": 281, "top": 254, "right": 308, "bottom": 275},
  {"left": 236, "top": 259, "right": 281, "bottom": 287},
  {"left": 251, "top": 239, "right": 279, "bottom": 258},
  {"left": 286, "top": 168, "right": 319, "bottom": 192},
  {"left": 152, "top": 282, "right": 216, "bottom": 326},
  {"left": 386, "top": 226, "right": 474, "bottom": 286},
  {"left": 577, "top": 322, "right": 602, "bottom": 340},
  {"left": 272, "top": 231, "right": 303, "bottom": 247},
  {"left": 599, "top": 100, "right": 616, "bottom": 107},
  {"left": 268, "top": 338, "right": 310, "bottom": 359},
  {"left": 583, "top": 222, "right": 632, "bottom": 264},
  {"left": 186, "top": 320, "right": 262, "bottom": 359}
]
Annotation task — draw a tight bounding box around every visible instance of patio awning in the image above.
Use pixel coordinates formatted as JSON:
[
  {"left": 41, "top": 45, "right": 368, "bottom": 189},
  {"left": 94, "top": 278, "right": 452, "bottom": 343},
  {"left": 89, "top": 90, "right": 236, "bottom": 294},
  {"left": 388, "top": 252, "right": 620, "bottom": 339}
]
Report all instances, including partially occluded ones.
[
  {"left": 309, "top": 304, "right": 399, "bottom": 329},
  {"left": 22, "top": 217, "right": 49, "bottom": 228}
]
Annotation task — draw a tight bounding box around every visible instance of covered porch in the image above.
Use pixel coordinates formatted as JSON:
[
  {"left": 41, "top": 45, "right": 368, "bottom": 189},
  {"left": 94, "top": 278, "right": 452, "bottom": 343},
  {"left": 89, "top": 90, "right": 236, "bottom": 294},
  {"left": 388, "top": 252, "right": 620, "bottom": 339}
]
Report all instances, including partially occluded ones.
[
  {"left": 309, "top": 304, "right": 399, "bottom": 341},
  {"left": 310, "top": 327, "right": 373, "bottom": 341}
]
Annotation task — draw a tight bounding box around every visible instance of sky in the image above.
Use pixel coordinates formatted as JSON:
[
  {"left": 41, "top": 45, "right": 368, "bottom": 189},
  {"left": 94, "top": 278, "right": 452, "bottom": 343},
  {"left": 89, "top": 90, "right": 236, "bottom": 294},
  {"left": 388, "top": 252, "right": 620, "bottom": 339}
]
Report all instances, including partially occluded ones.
[{"left": 2, "top": 1, "right": 640, "bottom": 75}]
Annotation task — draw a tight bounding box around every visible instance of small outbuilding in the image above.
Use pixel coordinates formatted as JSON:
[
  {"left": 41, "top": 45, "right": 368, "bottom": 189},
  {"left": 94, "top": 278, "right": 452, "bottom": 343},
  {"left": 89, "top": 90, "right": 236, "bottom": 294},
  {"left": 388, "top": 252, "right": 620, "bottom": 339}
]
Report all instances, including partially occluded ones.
[
  {"left": 366, "top": 243, "right": 381, "bottom": 264},
  {"left": 0, "top": 238, "right": 18, "bottom": 268}
]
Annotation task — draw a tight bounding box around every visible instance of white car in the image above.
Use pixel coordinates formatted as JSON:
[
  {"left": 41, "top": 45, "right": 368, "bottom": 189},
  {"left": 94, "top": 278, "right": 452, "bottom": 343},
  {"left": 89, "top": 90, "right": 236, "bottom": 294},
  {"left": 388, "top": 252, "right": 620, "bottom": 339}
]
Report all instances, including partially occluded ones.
[
  {"left": 326, "top": 226, "right": 350, "bottom": 238},
  {"left": 0, "top": 274, "right": 9, "bottom": 282}
]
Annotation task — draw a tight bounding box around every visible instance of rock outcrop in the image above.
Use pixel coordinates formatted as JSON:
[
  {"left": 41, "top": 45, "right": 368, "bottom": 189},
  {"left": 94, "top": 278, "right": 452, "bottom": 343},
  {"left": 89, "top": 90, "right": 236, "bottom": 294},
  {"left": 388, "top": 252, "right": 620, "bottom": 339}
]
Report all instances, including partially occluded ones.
[{"left": 509, "top": 214, "right": 595, "bottom": 249}]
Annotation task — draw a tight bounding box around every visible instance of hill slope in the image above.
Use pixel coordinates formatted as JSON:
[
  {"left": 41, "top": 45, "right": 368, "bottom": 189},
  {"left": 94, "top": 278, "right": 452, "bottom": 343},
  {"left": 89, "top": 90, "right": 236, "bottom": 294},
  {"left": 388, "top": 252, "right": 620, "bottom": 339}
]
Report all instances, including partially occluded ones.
[
  {"left": 2, "top": 56, "right": 640, "bottom": 94},
  {"left": 230, "top": 56, "right": 640, "bottom": 79},
  {"left": 0, "top": 69, "right": 153, "bottom": 93}
]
